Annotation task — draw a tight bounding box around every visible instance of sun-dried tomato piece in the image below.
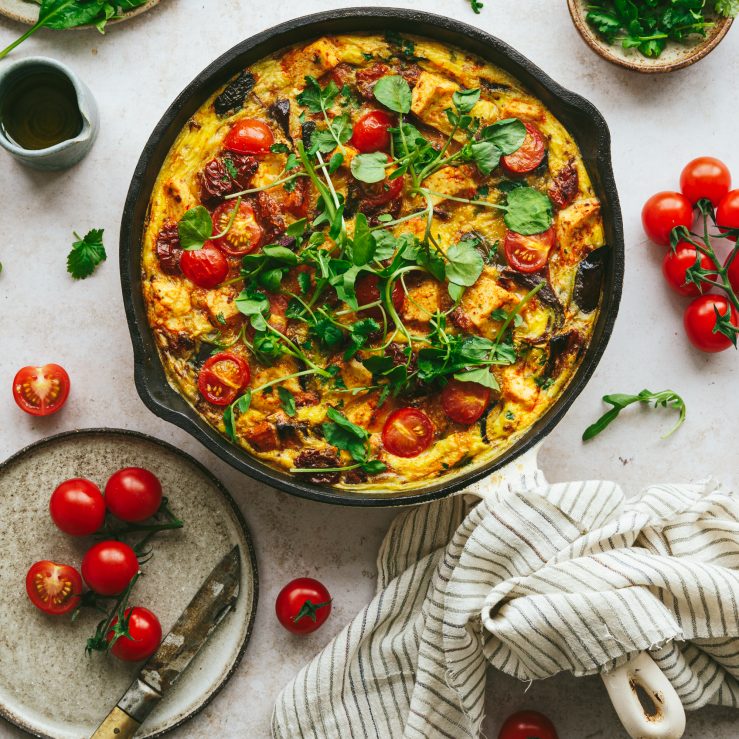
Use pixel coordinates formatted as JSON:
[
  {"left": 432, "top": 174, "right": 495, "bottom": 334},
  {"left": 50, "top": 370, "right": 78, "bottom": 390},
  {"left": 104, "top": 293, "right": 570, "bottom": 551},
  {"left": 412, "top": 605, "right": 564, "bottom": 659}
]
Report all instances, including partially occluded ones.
[
  {"left": 155, "top": 220, "right": 182, "bottom": 275},
  {"left": 198, "top": 153, "right": 258, "bottom": 203},
  {"left": 356, "top": 63, "right": 392, "bottom": 100},
  {"left": 253, "top": 192, "right": 286, "bottom": 241},
  {"left": 548, "top": 160, "right": 579, "bottom": 210},
  {"left": 294, "top": 449, "right": 340, "bottom": 485}
]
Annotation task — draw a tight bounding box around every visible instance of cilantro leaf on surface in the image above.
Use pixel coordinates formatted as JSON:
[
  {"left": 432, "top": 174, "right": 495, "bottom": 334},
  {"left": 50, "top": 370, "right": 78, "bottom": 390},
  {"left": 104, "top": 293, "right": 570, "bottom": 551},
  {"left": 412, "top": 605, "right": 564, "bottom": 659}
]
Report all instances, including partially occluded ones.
[{"left": 67, "top": 229, "right": 106, "bottom": 279}]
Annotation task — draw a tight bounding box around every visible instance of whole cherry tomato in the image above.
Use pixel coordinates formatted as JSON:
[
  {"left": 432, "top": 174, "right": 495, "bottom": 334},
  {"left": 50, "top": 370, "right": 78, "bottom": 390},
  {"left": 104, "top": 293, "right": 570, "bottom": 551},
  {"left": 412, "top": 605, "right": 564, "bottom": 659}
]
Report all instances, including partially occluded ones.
[
  {"left": 498, "top": 710, "right": 558, "bottom": 739},
  {"left": 275, "top": 577, "right": 332, "bottom": 634},
  {"left": 197, "top": 352, "right": 250, "bottom": 406},
  {"left": 680, "top": 157, "right": 731, "bottom": 206},
  {"left": 351, "top": 110, "right": 394, "bottom": 153},
  {"left": 662, "top": 242, "right": 717, "bottom": 297},
  {"left": 12, "top": 363, "right": 70, "bottom": 416},
  {"left": 224, "top": 119, "right": 274, "bottom": 155},
  {"left": 26, "top": 561, "right": 82, "bottom": 616},
  {"left": 50, "top": 478, "right": 106, "bottom": 536},
  {"left": 382, "top": 408, "right": 434, "bottom": 458},
  {"left": 107, "top": 606, "right": 162, "bottom": 661},
  {"left": 211, "top": 200, "right": 264, "bottom": 256},
  {"left": 683, "top": 294, "right": 738, "bottom": 353},
  {"left": 717, "top": 189, "right": 739, "bottom": 242},
  {"left": 105, "top": 467, "right": 163, "bottom": 522},
  {"left": 726, "top": 250, "right": 739, "bottom": 294},
  {"left": 504, "top": 227, "right": 555, "bottom": 273},
  {"left": 82, "top": 541, "right": 139, "bottom": 596},
  {"left": 180, "top": 242, "right": 229, "bottom": 289},
  {"left": 642, "top": 191, "right": 694, "bottom": 246},
  {"left": 501, "top": 122, "right": 546, "bottom": 175},
  {"left": 441, "top": 379, "right": 492, "bottom": 425}
]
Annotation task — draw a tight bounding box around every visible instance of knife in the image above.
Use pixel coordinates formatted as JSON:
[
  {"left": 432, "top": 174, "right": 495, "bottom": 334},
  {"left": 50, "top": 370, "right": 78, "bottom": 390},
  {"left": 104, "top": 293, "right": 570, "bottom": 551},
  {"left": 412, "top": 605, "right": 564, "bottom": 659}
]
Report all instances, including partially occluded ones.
[{"left": 91, "top": 545, "right": 241, "bottom": 739}]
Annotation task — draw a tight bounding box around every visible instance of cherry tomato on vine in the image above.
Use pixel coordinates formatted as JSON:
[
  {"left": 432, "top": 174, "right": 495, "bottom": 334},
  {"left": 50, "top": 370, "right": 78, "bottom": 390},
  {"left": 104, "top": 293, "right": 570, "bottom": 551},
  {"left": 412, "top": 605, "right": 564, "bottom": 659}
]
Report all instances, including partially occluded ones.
[
  {"left": 275, "top": 577, "right": 332, "bottom": 635},
  {"left": 642, "top": 191, "right": 694, "bottom": 246},
  {"left": 50, "top": 478, "right": 105, "bottom": 536},
  {"left": 726, "top": 251, "right": 739, "bottom": 294},
  {"left": 355, "top": 273, "right": 404, "bottom": 321},
  {"left": 105, "top": 467, "right": 163, "bottom": 523},
  {"left": 26, "top": 561, "right": 82, "bottom": 616},
  {"left": 180, "top": 243, "right": 229, "bottom": 289},
  {"left": 717, "top": 190, "right": 739, "bottom": 241},
  {"left": 662, "top": 242, "right": 718, "bottom": 297},
  {"left": 198, "top": 352, "right": 250, "bottom": 406},
  {"left": 106, "top": 607, "right": 162, "bottom": 661},
  {"left": 441, "top": 379, "right": 492, "bottom": 425},
  {"left": 12, "top": 363, "right": 70, "bottom": 416},
  {"left": 81, "top": 541, "right": 139, "bottom": 596},
  {"left": 504, "top": 227, "right": 555, "bottom": 273},
  {"left": 350, "top": 110, "right": 394, "bottom": 153},
  {"left": 683, "top": 295, "right": 738, "bottom": 353},
  {"left": 680, "top": 157, "right": 731, "bottom": 206},
  {"left": 382, "top": 408, "right": 434, "bottom": 458},
  {"left": 498, "top": 710, "right": 558, "bottom": 739},
  {"left": 501, "top": 122, "right": 546, "bottom": 175},
  {"left": 211, "top": 201, "right": 264, "bottom": 256},
  {"left": 224, "top": 118, "right": 274, "bottom": 155}
]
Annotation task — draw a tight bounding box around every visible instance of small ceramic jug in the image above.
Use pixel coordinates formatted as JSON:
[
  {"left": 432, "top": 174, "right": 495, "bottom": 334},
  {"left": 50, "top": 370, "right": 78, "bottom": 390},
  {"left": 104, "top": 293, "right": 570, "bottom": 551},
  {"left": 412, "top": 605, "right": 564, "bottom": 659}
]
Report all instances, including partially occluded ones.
[{"left": 0, "top": 56, "right": 98, "bottom": 170}]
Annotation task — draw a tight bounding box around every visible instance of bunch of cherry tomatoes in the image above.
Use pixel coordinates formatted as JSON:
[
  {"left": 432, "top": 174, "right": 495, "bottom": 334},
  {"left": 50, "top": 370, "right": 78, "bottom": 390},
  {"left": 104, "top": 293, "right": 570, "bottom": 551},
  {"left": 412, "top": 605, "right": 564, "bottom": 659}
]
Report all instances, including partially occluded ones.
[
  {"left": 26, "top": 466, "right": 174, "bottom": 662},
  {"left": 642, "top": 156, "right": 739, "bottom": 353}
]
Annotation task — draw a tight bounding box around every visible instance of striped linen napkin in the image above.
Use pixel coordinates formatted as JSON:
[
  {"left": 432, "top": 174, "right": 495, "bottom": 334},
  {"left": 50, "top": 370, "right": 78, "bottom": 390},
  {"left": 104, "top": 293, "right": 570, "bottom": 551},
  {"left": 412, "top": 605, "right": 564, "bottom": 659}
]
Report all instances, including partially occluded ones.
[{"left": 272, "top": 471, "right": 739, "bottom": 738}]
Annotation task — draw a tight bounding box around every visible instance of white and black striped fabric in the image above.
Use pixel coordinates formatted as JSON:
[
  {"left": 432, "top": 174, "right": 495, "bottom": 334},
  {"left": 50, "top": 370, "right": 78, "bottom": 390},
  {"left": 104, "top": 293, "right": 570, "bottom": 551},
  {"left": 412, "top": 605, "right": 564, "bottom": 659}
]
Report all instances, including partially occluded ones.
[{"left": 272, "top": 474, "right": 739, "bottom": 738}]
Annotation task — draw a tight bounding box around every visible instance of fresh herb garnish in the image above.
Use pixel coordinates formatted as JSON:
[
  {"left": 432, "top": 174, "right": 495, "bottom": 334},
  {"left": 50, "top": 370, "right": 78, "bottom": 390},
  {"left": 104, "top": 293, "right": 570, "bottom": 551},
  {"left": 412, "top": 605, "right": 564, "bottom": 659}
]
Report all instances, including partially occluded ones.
[
  {"left": 67, "top": 228, "right": 106, "bottom": 279},
  {"left": 583, "top": 389, "right": 687, "bottom": 441}
]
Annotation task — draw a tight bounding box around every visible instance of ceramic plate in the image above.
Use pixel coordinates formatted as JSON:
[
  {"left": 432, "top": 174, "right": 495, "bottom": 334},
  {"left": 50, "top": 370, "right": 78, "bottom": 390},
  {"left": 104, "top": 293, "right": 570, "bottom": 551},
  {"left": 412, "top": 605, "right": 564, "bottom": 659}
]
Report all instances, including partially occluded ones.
[
  {"left": 567, "top": 0, "right": 733, "bottom": 73},
  {"left": 0, "top": 428, "right": 257, "bottom": 738},
  {"left": 0, "top": 0, "right": 159, "bottom": 26}
]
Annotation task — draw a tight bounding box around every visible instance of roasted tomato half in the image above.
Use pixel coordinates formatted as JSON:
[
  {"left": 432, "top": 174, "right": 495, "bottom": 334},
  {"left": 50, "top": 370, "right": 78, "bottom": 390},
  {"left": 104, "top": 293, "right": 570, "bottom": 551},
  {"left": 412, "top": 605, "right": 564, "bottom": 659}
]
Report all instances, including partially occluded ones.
[
  {"left": 382, "top": 408, "right": 434, "bottom": 458},
  {"left": 501, "top": 122, "right": 546, "bottom": 175},
  {"left": 180, "top": 243, "right": 229, "bottom": 289},
  {"left": 224, "top": 118, "right": 274, "bottom": 155},
  {"left": 13, "top": 364, "right": 70, "bottom": 416},
  {"left": 441, "top": 379, "right": 492, "bottom": 425},
  {"left": 26, "top": 560, "right": 82, "bottom": 615},
  {"left": 504, "top": 227, "right": 555, "bottom": 273},
  {"left": 212, "top": 201, "right": 264, "bottom": 256},
  {"left": 198, "top": 352, "right": 250, "bottom": 406}
]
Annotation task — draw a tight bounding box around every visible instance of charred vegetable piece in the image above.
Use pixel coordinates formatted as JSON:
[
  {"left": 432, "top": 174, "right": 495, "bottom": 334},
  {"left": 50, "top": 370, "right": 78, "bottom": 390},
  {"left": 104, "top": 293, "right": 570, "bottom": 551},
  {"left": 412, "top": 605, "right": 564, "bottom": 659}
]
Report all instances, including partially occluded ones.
[
  {"left": 301, "top": 121, "right": 316, "bottom": 150},
  {"left": 545, "top": 330, "right": 584, "bottom": 379},
  {"left": 155, "top": 220, "right": 182, "bottom": 275},
  {"left": 268, "top": 98, "right": 292, "bottom": 139},
  {"left": 548, "top": 160, "right": 579, "bottom": 210},
  {"left": 294, "top": 449, "right": 341, "bottom": 485},
  {"left": 214, "top": 71, "right": 255, "bottom": 117},
  {"left": 500, "top": 269, "right": 565, "bottom": 334},
  {"left": 574, "top": 247, "right": 607, "bottom": 313}
]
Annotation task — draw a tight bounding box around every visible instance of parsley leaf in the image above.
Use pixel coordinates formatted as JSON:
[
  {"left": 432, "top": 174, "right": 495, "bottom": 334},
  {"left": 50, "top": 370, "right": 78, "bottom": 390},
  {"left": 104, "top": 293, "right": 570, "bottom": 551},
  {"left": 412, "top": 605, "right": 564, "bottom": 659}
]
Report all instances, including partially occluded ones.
[
  {"left": 344, "top": 317, "right": 380, "bottom": 360},
  {"left": 297, "top": 76, "right": 339, "bottom": 113},
  {"left": 67, "top": 229, "right": 107, "bottom": 279}
]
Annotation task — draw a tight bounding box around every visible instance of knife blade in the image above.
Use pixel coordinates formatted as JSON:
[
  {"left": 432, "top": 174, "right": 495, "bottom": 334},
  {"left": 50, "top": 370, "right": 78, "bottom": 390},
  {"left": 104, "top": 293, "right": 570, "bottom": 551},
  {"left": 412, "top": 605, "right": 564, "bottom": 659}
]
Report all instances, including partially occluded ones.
[{"left": 90, "top": 545, "right": 241, "bottom": 739}]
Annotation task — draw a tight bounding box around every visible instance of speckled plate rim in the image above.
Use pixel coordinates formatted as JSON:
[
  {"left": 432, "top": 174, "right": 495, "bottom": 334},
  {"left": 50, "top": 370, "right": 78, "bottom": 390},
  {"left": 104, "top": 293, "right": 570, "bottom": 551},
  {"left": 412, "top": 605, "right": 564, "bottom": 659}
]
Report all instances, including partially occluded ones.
[
  {"left": 0, "top": 0, "right": 160, "bottom": 27},
  {"left": 0, "top": 427, "right": 259, "bottom": 739},
  {"left": 567, "top": 0, "right": 734, "bottom": 73}
]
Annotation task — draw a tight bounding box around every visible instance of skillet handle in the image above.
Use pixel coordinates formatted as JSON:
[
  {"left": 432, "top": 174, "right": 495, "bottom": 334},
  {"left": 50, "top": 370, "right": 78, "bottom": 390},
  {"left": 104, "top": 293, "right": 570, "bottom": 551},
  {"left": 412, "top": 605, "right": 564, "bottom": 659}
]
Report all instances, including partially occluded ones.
[{"left": 601, "top": 652, "right": 685, "bottom": 739}]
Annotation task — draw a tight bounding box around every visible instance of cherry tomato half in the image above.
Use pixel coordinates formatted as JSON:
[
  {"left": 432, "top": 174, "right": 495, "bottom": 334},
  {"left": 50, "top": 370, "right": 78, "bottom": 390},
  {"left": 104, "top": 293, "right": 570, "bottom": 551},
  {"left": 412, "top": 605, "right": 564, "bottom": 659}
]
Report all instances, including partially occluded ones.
[
  {"left": 224, "top": 118, "right": 274, "bottom": 155},
  {"left": 680, "top": 157, "right": 731, "bottom": 206},
  {"left": 50, "top": 478, "right": 105, "bottom": 536},
  {"left": 504, "top": 227, "right": 555, "bottom": 273},
  {"left": 501, "top": 122, "right": 546, "bottom": 175},
  {"left": 662, "top": 242, "right": 717, "bottom": 297},
  {"left": 107, "top": 606, "right": 162, "bottom": 662},
  {"left": 642, "top": 191, "right": 694, "bottom": 246},
  {"left": 441, "top": 379, "right": 492, "bottom": 425},
  {"left": 717, "top": 189, "right": 739, "bottom": 242},
  {"left": 12, "top": 363, "right": 70, "bottom": 417},
  {"left": 498, "top": 710, "right": 558, "bottom": 739},
  {"left": 105, "top": 468, "right": 163, "bottom": 523},
  {"left": 355, "top": 273, "right": 404, "bottom": 321},
  {"left": 683, "top": 294, "right": 738, "bottom": 353},
  {"left": 275, "top": 577, "right": 332, "bottom": 635},
  {"left": 212, "top": 200, "right": 264, "bottom": 256},
  {"left": 198, "top": 352, "right": 250, "bottom": 406},
  {"left": 350, "top": 110, "right": 394, "bottom": 153},
  {"left": 360, "top": 156, "right": 404, "bottom": 208},
  {"left": 382, "top": 407, "right": 434, "bottom": 458},
  {"left": 180, "top": 242, "right": 229, "bottom": 289},
  {"left": 26, "top": 561, "right": 82, "bottom": 616},
  {"left": 81, "top": 540, "right": 139, "bottom": 596}
]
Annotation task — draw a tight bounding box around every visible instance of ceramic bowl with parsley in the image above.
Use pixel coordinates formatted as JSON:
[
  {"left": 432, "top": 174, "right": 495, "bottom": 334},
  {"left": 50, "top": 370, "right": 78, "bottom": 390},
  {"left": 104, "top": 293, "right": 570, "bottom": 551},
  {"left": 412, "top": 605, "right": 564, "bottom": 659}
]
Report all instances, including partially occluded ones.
[{"left": 568, "top": 0, "right": 736, "bottom": 73}]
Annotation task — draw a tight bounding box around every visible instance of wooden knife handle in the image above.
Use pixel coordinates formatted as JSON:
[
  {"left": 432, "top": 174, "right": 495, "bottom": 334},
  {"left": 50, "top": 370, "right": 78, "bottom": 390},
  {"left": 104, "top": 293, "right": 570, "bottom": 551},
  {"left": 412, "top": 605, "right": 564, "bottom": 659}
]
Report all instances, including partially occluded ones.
[{"left": 90, "top": 706, "right": 141, "bottom": 739}]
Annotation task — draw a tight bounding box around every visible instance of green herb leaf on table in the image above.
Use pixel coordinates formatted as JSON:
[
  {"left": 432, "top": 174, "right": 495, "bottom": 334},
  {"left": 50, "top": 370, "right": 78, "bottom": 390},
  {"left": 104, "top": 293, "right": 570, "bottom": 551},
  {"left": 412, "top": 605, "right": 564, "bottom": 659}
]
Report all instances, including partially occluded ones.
[{"left": 67, "top": 228, "right": 107, "bottom": 279}]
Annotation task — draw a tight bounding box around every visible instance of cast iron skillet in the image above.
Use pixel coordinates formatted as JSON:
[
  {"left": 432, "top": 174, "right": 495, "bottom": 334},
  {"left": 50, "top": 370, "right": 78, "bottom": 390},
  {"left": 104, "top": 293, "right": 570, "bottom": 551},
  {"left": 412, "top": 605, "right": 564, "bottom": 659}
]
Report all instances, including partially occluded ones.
[{"left": 121, "top": 7, "right": 624, "bottom": 507}]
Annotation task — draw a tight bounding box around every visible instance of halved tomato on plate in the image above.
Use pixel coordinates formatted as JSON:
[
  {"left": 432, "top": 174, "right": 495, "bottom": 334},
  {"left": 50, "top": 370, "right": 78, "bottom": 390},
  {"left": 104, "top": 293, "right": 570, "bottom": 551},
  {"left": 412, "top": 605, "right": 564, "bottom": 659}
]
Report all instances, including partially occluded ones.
[{"left": 26, "top": 560, "right": 82, "bottom": 615}]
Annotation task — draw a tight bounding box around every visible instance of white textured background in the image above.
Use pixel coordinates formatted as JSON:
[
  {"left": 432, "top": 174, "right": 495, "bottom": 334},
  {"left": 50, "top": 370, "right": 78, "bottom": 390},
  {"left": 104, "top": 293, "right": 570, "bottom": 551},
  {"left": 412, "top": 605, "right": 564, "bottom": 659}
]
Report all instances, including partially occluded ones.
[{"left": 0, "top": 1, "right": 738, "bottom": 737}]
